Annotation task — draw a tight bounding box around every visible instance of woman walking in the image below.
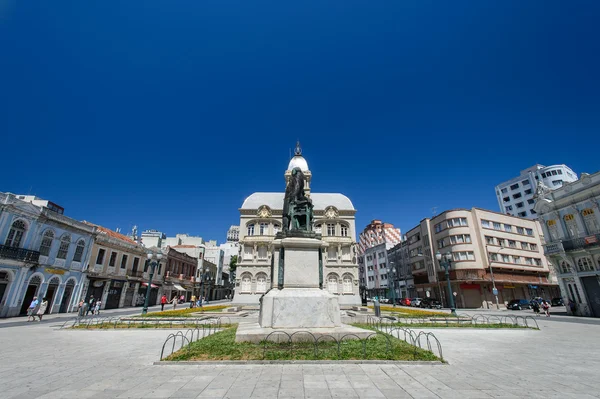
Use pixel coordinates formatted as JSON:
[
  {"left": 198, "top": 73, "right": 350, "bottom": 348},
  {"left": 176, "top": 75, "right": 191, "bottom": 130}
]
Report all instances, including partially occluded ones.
[
  {"left": 171, "top": 295, "right": 178, "bottom": 310},
  {"left": 36, "top": 297, "right": 49, "bottom": 321},
  {"left": 27, "top": 296, "right": 39, "bottom": 322}
]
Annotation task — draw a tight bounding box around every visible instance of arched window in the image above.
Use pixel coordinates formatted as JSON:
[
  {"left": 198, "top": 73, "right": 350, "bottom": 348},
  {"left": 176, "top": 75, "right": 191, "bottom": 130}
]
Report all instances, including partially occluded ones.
[
  {"left": 256, "top": 273, "right": 268, "bottom": 293},
  {"left": 546, "top": 220, "right": 559, "bottom": 241},
  {"left": 57, "top": 234, "right": 71, "bottom": 259},
  {"left": 342, "top": 274, "right": 353, "bottom": 294},
  {"left": 314, "top": 224, "right": 322, "bottom": 234},
  {"left": 259, "top": 223, "right": 268, "bottom": 235},
  {"left": 327, "top": 274, "right": 339, "bottom": 294},
  {"left": 241, "top": 273, "right": 252, "bottom": 293},
  {"left": 273, "top": 224, "right": 281, "bottom": 235},
  {"left": 48, "top": 276, "right": 60, "bottom": 286},
  {"left": 247, "top": 224, "right": 255, "bottom": 236},
  {"left": 577, "top": 257, "right": 593, "bottom": 272},
  {"left": 39, "top": 230, "right": 54, "bottom": 256},
  {"left": 340, "top": 224, "right": 349, "bottom": 237},
  {"left": 29, "top": 275, "right": 42, "bottom": 286},
  {"left": 560, "top": 261, "right": 571, "bottom": 274},
  {"left": 5, "top": 220, "right": 27, "bottom": 248},
  {"left": 73, "top": 240, "right": 85, "bottom": 262}
]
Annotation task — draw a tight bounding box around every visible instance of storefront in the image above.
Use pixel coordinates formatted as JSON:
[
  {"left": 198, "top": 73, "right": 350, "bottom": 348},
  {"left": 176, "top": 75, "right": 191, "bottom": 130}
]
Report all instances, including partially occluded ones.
[{"left": 105, "top": 280, "right": 125, "bottom": 309}]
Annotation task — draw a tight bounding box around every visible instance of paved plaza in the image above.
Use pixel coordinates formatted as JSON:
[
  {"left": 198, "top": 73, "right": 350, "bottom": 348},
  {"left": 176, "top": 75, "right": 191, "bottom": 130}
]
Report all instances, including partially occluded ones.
[{"left": 0, "top": 313, "right": 599, "bottom": 399}]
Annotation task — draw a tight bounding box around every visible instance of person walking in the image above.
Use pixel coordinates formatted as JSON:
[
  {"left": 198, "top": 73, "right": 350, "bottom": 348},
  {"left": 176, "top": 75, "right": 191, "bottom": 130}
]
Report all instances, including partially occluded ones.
[
  {"left": 569, "top": 299, "right": 577, "bottom": 315},
  {"left": 171, "top": 295, "right": 178, "bottom": 310},
  {"left": 94, "top": 300, "right": 101, "bottom": 315},
  {"left": 27, "top": 296, "right": 39, "bottom": 322},
  {"left": 36, "top": 297, "right": 49, "bottom": 321},
  {"left": 541, "top": 300, "right": 550, "bottom": 317},
  {"left": 87, "top": 296, "right": 95, "bottom": 316},
  {"left": 160, "top": 294, "right": 167, "bottom": 311},
  {"left": 532, "top": 300, "right": 541, "bottom": 316},
  {"left": 191, "top": 295, "right": 196, "bottom": 308}
]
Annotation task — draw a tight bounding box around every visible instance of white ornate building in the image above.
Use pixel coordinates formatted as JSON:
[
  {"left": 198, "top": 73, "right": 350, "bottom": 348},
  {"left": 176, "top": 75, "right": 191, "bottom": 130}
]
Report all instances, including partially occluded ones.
[
  {"left": 535, "top": 171, "right": 600, "bottom": 317},
  {"left": 233, "top": 143, "right": 361, "bottom": 306}
]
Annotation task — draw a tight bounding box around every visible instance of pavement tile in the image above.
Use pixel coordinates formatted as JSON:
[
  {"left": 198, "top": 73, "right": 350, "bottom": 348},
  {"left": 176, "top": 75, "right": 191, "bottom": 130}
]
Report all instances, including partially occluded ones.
[{"left": 328, "top": 388, "right": 359, "bottom": 398}]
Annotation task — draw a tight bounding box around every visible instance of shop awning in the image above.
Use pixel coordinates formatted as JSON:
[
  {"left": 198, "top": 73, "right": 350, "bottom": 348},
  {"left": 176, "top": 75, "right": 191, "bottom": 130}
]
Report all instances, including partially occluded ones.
[
  {"left": 141, "top": 283, "right": 159, "bottom": 288},
  {"left": 173, "top": 284, "right": 186, "bottom": 291}
]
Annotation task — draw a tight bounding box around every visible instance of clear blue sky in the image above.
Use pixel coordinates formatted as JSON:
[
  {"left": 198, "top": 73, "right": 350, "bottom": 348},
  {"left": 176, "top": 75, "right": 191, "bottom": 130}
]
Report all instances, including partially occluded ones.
[{"left": 1, "top": 1, "right": 599, "bottom": 242}]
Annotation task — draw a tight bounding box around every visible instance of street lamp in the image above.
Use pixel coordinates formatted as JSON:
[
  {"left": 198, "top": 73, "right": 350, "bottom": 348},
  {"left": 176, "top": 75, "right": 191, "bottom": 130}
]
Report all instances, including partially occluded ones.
[
  {"left": 389, "top": 261, "right": 397, "bottom": 306},
  {"left": 199, "top": 269, "right": 212, "bottom": 304},
  {"left": 142, "top": 250, "right": 163, "bottom": 315},
  {"left": 486, "top": 244, "right": 505, "bottom": 310},
  {"left": 436, "top": 250, "right": 456, "bottom": 316}
]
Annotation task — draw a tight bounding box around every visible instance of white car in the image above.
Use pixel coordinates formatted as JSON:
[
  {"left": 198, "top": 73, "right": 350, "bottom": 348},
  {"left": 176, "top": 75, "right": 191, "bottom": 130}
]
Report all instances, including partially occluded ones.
[{"left": 410, "top": 298, "right": 423, "bottom": 307}]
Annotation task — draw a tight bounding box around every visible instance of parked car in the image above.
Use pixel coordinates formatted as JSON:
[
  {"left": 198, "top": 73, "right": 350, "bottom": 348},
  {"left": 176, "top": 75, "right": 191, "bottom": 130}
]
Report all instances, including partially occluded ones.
[
  {"left": 379, "top": 298, "right": 390, "bottom": 304},
  {"left": 419, "top": 298, "right": 442, "bottom": 309},
  {"left": 507, "top": 299, "right": 531, "bottom": 310},
  {"left": 410, "top": 298, "right": 423, "bottom": 307},
  {"left": 551, "top": 297, "right": 564, "bottom": 306},
  {"left": 397, "top": 298, "right": 411, "bottom": 306}
]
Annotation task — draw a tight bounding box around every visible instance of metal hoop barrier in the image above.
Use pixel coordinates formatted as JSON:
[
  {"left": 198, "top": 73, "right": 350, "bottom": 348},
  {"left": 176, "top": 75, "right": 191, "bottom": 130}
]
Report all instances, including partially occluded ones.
[{"left": 160, "top": 332, "right": 191, "bottom": 360}]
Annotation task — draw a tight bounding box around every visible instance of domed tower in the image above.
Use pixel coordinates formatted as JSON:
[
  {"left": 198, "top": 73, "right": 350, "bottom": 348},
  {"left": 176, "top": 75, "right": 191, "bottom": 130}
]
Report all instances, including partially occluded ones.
[{"left": 285, "top": 141, "right": 312, "bottom": 197}]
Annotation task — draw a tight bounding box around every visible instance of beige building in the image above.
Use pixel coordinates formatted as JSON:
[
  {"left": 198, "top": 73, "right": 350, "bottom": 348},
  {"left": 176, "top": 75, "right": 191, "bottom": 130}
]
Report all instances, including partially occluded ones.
[
  {"left": 405, "top": 208, "right": 558, "bottom": 309},
  {"left": 233, "top": 143, "right": 361, "bottom": 306},
  {"left": 83, "top": 223, "right": 163, "bottom": 309}
]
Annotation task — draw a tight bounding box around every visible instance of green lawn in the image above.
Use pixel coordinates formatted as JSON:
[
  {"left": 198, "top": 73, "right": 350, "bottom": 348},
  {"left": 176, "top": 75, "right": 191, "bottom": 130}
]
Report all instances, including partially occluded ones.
[
  {"left": 71, "top": 322, "right": 233, "bottom": 330},
  {"left": 354, "top": 322, "right": 530, "bottom": 329},
  {"left": 164, "top": 326, "right": 440, "bottom": 361}
]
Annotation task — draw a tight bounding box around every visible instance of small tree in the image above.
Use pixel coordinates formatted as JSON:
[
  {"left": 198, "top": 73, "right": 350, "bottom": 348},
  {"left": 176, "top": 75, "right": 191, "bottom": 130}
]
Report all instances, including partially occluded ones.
[{"left": 229, "top": 255, "right": 238, "bottom": 280}]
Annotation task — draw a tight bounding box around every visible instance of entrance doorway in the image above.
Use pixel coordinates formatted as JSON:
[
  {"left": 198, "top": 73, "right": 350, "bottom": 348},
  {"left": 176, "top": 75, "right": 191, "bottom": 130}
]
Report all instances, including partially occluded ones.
[
  {"left": 87, "top": 280, "right": 105, "bottom": 304},
  {"left": 45, "top": 277, "right": 60, "bottom": 314},
  {"left": 105, "top": 281, "right": 123, "bottom": 309},
  {"left": 20, "top": 275, "right": 42, "bottom": 315},
  {"left": 581, "top": 276, "right": 600, "bottom": 317},
  {"left": 59, "top": 280, "right": 75, "bottom": 313},
  {"left": 0, "top": 271, "right": 9, "bottom": 310}
]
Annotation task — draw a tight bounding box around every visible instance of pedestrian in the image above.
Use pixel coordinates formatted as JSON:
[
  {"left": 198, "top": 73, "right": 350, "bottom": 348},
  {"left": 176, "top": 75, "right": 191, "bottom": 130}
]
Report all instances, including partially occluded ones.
[
  {"left": 27, "top": 296, "right": 39, "bottom": 322},
  {"left": 180, "top": 294, "right": 185, "bottom": 303},
  {"left": 77, "top": 300, "right": 84, "bottom": 317},
  {"left": 541, "top": 300, "right": 550, "bottom": 317},
  {"left": 532, "top": 300, "right": 541, "bottom": 316},
  {"left": 160, "top": 294, "right": 167, "bottom": 311},
  {"left": 36, "top": 297, "right": 49, "bottom": 321},
  {"left": 191, "top": 295, "right": 196, "bottom": 308},
  {"left": 568, "top": 299, "right": 577, "bottom": 315},
  {"left": 94, "top": 300, "right": 101, "bottom": 315},
  {"left": 171, "top": 295, "right": 178, "bottom": 310},
  {"left": 87, "top": 296, "right": 95, "bottom": 316}
]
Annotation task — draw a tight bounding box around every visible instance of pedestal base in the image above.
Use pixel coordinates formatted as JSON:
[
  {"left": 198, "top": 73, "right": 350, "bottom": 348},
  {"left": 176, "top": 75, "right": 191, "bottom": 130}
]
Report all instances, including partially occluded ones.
[
  {"left": 235, "top": 322, "right": 374, "bottom": 343},
  {"left": 259, "top": 288, "right": 341, "bottom": 328}
]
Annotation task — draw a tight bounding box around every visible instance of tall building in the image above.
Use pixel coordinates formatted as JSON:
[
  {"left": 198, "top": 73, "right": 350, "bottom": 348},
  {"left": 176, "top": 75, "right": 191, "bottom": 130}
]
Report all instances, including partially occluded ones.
[
  {"left": 387, "top": 240, "right": 415, "bottom": 299},
  {"left": 358, "top": 220, "right": 402, "bottom": 255},
  {"left": 535, "top": 171, "right": 600, "bottom": 317},
  {"left": 403, "top": 208, "right": 558, "bottom": 309},
  {"left": 233, "top": 142, "right": 360, "bottom": 306},
  {"left": 226, "top": 226, "right": 240, "bottom": 242},
  {"left": 495, "top": 164, "right": 578, "bottom": 219}
]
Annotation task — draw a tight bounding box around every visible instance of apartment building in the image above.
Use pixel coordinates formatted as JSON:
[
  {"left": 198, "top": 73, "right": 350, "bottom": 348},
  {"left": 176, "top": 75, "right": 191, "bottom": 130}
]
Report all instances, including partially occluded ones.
[
  {"left": 405, "top": 208, "right": 558, "bottom": 309},
  {"left": 84, "top": 223, "right": 158, "bottom": 309},
  {"left": 495, "top": 164, "right": 578, "bottom": 219}
]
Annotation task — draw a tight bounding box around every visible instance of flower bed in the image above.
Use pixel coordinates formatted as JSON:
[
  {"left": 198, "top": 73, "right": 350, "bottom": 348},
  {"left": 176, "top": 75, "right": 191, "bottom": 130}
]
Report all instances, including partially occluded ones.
[
  {"left": 369, "top": 305, "right": 448, "bottom": 317},
  {"left": 143, "top": 305, "right": 228, "bottom": 317}
]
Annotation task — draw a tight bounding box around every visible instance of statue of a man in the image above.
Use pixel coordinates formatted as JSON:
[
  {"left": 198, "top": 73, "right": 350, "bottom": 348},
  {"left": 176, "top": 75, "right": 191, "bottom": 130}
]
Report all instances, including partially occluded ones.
[{"left": 283, "top": 167, "right": 311, "bottom": 233}]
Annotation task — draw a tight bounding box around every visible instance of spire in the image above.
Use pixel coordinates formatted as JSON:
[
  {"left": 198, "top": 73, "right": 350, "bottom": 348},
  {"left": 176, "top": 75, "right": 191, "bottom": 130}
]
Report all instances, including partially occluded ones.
[{"left": 294, "top": 140, "right": 302, "bottom": 156}]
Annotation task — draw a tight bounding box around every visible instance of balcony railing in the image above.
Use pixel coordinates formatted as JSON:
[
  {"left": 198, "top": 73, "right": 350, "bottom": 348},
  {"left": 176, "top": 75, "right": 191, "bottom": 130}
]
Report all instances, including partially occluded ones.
[
  {"left": 129, "top": 270, "right": 144, "bottom": 278},
  {"left": 0, "top": 245, "right": 40, "bottom": 263},
  {"left": 544, "top": 233, "right": 600, "bottom": 255}
]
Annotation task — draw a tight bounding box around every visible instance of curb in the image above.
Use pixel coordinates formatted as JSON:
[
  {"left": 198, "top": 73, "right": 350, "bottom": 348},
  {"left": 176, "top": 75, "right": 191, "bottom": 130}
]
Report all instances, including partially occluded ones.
[{"left": 154, "top": 360, "right": 446, "bottom": 365}]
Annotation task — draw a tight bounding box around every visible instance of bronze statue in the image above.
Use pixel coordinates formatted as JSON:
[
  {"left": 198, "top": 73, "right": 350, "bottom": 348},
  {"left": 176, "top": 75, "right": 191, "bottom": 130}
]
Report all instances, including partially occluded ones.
[{"left": 282, "top": 167, "right": 313, "bottom": 234}]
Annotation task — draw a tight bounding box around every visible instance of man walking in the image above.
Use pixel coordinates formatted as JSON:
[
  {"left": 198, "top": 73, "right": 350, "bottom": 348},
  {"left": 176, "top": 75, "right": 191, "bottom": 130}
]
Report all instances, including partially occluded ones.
[
  {"left": 86, "top": 296, "right": 95, "bottom": 316},
  {"left": 160, "top": 294, "right": 167, "bottom": 311},
  {"left": 27, "top": 296, "right": 39, "bottom": 322}
]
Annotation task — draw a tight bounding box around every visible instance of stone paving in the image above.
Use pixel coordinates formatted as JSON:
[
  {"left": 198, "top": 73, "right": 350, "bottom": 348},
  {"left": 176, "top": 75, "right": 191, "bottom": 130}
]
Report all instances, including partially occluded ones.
[{"left": 0, "top": 314, "right": 599, "bottom": 398}]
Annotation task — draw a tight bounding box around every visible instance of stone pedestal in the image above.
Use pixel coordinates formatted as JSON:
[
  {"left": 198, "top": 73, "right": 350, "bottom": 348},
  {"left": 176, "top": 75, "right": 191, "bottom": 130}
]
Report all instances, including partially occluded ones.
[
  {"left": 236, "top": 236, "right": 370, "bottom": 342},
  {"left": 259, "top": 288, "right": 341, "bottom": 328}
]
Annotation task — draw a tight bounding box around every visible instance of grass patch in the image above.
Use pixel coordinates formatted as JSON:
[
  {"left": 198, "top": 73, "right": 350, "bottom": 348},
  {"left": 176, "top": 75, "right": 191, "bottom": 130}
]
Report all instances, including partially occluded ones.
[
  {"left": 164, "top": 326, "right": 439, "bottom": 361},
  {"left": 71, "top": 323, "right": 234, "bottom": 330},
  {"left": 143, "top": 305, "right": 228, "bottom": 317}
]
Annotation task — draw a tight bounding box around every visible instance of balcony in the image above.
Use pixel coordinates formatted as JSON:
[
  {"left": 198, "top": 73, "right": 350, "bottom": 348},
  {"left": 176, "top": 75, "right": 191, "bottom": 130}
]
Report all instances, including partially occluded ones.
[
  {"left": 0, "top": 245, "right": 40, "bottom": 263},
  {"left": 129, "top": 270, "right": 144, "bottom": 278},
  {"left": 544, "top": 234, "right": 600, "bottom": 255}
]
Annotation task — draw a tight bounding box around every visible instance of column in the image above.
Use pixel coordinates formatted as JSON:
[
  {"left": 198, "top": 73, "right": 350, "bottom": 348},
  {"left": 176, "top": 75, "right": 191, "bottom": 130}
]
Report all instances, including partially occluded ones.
[
  {"left": 118, "top": 282, "right": 128, "bottom": 308},
  {"left": 572, "top": 206, "right": 588, "bottom": 236},
  {"left": 100, "top": 282, "right": 110, "bottom": 310}
]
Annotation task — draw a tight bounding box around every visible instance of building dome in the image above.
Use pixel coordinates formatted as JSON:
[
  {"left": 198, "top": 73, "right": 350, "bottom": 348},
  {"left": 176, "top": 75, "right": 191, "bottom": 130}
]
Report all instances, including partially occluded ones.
[
  {"left": 286, "top": 140, "right": 309, "bottom": 172},
  {"left": 287, "top": 155, "right": 309, "bottom": 172}
]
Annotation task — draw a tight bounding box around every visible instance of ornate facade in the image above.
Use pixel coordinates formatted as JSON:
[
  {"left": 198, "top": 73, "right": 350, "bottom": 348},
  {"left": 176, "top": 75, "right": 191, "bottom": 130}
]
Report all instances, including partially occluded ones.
[{"left": 233, "top": 144, "right": 361, "bottom": 306}]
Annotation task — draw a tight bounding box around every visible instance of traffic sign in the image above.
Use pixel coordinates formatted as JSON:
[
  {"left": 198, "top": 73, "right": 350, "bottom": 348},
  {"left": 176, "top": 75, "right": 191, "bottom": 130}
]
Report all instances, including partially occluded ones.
[{"left": 492, "top": 288, "right": 498, "bottom": 296}]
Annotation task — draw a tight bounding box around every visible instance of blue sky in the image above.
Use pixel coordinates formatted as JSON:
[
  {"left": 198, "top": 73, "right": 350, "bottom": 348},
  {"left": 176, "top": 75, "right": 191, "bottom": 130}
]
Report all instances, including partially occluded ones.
[{"left": 1, "top": 1, "right": 599, "bottom": 242}]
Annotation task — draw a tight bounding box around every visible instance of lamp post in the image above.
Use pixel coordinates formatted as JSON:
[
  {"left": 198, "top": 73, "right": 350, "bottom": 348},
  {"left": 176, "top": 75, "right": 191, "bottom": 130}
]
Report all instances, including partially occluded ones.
[
  {"left": 436, "top": 251, "right": 456, "bottom": 315},
  {"left": 199, "top": 269, "right": 212, "bottom": 304},
  {"left": 389, "top": 261, "right": 397, "bottom": 306},
  {"left": 485, "top": 244, "right": 504, "bottom": 310},
  {"left": 142, "top": 250, "right": 163, "bottom": 315}
]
